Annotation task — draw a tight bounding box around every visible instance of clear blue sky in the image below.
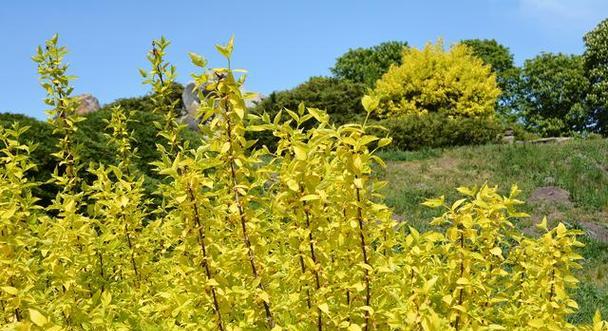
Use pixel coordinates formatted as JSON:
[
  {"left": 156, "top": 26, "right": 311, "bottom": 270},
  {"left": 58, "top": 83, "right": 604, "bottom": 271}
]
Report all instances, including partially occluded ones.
[{"left": 1, "top": 0, "right": 607, "bottom": 119}]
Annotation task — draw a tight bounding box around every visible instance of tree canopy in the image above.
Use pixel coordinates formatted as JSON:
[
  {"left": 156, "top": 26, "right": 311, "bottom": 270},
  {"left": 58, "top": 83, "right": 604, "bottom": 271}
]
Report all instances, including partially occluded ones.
[
  {"left": 460, "top": 39, "right": 521, "bottom": 121},
  {"left": 372, "top": 40, "right": 500, "bottom": 118},
  {"left": 251, "top": 76, "right": 367, "bottom": 124},
  {"left": 584, "top": 18, "right": 608, "bottom": 135},
  {"left": 517, "top": 53, "right": 590, "bottom": 136},
  {"left": 330, "top": 41, "right": 408, "bottom": 87}
]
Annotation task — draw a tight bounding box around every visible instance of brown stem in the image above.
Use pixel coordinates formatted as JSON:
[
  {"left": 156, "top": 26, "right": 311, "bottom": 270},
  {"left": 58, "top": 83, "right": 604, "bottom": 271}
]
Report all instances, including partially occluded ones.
[
  {"left": 97, "top": 251, "right": 105, "bottom": 292},
  {"left": 187, "top": 184, "right": 224, "bottom": 331},
  {"left": 303, "top": 200, "right": 322, "bottom": 331},
  {"left": 123, "top": 222, "right": 140, "bottom": 283},
  {"left": 299, "top": 254, "right": 312, "bottom": 309},
  {"left": 549, "top": 268, "right": 555, "bottom": 303},
  {"left": 454, "top": 226, "right": 465, "bottom": 330},
  {"left": 355, "top": 178, "right": 371, "bottom": 331},
  {"left": 223, "top": 98, "right": 274, "bottom": 328}
]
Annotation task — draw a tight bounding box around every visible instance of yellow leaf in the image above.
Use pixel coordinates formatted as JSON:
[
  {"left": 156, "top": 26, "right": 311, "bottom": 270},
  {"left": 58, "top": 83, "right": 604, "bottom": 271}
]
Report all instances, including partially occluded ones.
[
  {"left": 361, "top": 95, "right": 379, "bottom": 112},
  {"left": 308, "top": 107, "right": 328, "bottom": 122},
  {"left": 300, "top": 194, "right": 320, "bottom": 202},
  {"left": 593, "top": 310, "right": 603, "bottom": 328},
  {"left": 348, "top": 324, "right": 362, "bottom": 331},
  {"left": 29, "top": 309, "right": 48, "bottom": 327},
  {"left": 293, "top": 144, "right": 307, "bottom": 160},
  {"left": 490, "top": 247, "right": 503, "bottom": 257},
  {"left": 353, "top": 155, "right": 363, "bottom": 171},
  {"left": 456, "top": 186, "right": 476, "bottom": 196},
  {"left": 377, "top": 137, "right": 392, "bottom": 148},
  {"left": 1, "top": 286, "right": 18, "bottom": 295},
  {"left": 220, "top": 142, "right": 231, "bottom": 154},
  {"left": 422, "top": 196, "right": 444, "bottom": 208},
  {"left": 456, "top": 277, "right": 470, "bottom": 285},
  {"left": 566, "top": 299, "right": 579, "bottom": 309},
  {"left": 175, "top": 194, "right": 187, "bottom": 204},
  {"left": 536, "top": 217, "right": 548, "bottom": 232},
  {"left": 528, "top": 319, "right": 545, "bottom": 328},
  {"left": 318, "top": 303, "right": 330, "bottom": 315},
  {"left": 258, "top": 290, "right": 270, "bottom": 303},
  {"left": 286, "top": 179, "right": 299, "bottom": 192}
]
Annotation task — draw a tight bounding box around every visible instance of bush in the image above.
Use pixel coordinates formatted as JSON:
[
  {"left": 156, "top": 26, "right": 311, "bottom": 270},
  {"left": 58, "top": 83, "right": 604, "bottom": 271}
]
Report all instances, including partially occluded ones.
[
  {"left": 373, "top": 40, "right": 501, "bottom": 118},
  {"left": 249, "top": 76, "right": 368, "bottom": 150},
  {"left": 378, "top": 112, "right": 503, "bottom": 150},
  {"left": 0, "top": 107, "right": 203, "bottom": 205},
  {"left": 251, "top": 76, "right": 368, "bottom": 125},
  {"left": 1, "top": 35, "right": 606, "bottom": 331}
]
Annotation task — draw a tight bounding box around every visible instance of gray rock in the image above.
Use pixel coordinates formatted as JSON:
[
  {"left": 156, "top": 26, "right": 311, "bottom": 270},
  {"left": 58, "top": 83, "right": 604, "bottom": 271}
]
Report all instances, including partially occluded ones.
[
  {"left": 181, "top": 81, "right": 264, "bottom": 129},
  {"left": 76, "top": 94, "right": 100, "bottom": 115},
  {"left": 182, "top": 82, "right": 200, "bottom": 129}
]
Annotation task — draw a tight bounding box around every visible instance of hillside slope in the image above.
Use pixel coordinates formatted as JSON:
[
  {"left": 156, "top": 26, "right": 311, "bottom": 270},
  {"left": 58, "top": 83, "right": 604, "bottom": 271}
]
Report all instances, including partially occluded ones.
[{"left": 379, "top": 139, "right": 608, "bottom": 323}]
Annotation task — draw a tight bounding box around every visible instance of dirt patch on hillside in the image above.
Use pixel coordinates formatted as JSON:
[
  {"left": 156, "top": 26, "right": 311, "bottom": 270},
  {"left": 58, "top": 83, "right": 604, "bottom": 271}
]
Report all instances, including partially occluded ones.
[
  {"left": 527, "top": 186, "right": 573, "bottom": 207},
  {"left": 522, "top": 186, "right": 608, "bottom": 243},
  {"left": 580, "top": 218, "right": 608, "bottom": 242}
]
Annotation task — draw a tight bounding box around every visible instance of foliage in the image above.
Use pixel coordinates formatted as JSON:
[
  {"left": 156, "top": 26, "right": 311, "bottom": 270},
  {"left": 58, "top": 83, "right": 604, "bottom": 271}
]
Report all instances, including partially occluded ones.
[
  {"left": 331, "top": 41, "right": 408, "bottom": 87},
  {"left": 249, "top": 76, "right": 367, "bottom": 150},
  {"left": 460, "top": 39, "right": 521, "bottom": 122},
  {"left": 376, "top": 112, "right": 502, "bottom": 151},
  {"left": 379, "top": 139, "right": 608, "bottom": 322},
  {"left": 0, "top": 108, "right": 202, "bottom": 205},
  {"left": 584, "top": 18, "right": 608, "bottom": 135},
  {"left": 459, "top": 39, "right": 514, "bottom": 73},
  {"left": 251, "top": 76, "right": 368, "bottom": 125},
  {"left": 373, "top": 40, "right": 501, "bottom": 118},
  {"left": 1, "top": 35, "right": 607, "bottom": 330},
  {"left": 517, "top": 53, "right": 590, "bottom": 136},
  {"left": 105, "top": 81, "right": 185, "bottom": 115}
]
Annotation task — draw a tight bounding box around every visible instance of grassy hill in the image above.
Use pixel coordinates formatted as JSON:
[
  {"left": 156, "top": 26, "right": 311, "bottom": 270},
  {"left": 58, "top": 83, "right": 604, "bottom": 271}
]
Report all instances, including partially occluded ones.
[{"left": 378, "top": 139, "right": 608, "bottom": 323}]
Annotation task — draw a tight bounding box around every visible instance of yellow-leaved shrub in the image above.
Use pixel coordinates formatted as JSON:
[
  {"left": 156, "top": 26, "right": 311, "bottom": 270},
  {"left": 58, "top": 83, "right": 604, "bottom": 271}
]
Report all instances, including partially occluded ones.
[
  {"left": 372, "top": 40, "right": 501, "bottom": 118},
  {"left": 0, "top": 35, "right": 606, "bottom": 331}
]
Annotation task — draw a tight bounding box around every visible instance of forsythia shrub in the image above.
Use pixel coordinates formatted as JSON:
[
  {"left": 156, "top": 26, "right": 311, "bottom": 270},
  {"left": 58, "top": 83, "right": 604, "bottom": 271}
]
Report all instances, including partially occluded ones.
[
  {"left": 372, "top": 40, "right": 500, "bottom": 118},
  {"left": 1, "top": 35, "right": 607, "bottom": 331}
]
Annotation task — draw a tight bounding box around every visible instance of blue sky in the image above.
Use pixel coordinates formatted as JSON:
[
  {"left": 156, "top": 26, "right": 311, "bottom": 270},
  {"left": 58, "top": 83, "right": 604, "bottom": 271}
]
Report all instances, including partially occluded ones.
[{"left": 1, "top": 0, "right": 607, "bottom": 119}]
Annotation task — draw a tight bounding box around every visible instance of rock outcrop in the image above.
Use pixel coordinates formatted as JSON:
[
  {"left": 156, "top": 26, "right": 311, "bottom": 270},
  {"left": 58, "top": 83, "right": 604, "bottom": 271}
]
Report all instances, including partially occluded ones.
[
  {"left": 76, "top": 94, "right": 101, "bottom": 115},
  {"left": 181, "top": 81, "right": 263, "bottom": 129}
]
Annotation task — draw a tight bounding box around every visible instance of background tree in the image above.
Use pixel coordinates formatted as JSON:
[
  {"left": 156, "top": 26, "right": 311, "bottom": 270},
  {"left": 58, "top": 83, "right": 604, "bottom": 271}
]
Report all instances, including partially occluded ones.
[
  {"left": 460, "top": 39, "right": 521, "bottom": 121},
  {"left": 372, "top": 40, "right": 500, "bottom": 118},
  {"left": 330, "top": 41, "right": 408, "bottom": 87},
  {"left": 584, "top": 18, "right": 608, "bottom": 135},
  {"left": 517, "top": 53, "right": 590, "bottom": 136},
  {"left": 251, "top": 76, "right": 367, "bottom": 124}
]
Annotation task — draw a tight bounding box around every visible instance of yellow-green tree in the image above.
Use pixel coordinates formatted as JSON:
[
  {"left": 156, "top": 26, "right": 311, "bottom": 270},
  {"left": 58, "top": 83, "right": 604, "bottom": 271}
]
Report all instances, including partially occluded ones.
[{"left": 373, "top": 40, "right": 501, "bottom": 118}]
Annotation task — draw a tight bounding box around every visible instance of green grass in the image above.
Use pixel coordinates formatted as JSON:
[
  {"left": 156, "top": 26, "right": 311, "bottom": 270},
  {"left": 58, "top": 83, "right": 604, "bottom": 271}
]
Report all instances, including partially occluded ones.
[{"left": 377, "top": 138, "right": 608, "bottom": 323}]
